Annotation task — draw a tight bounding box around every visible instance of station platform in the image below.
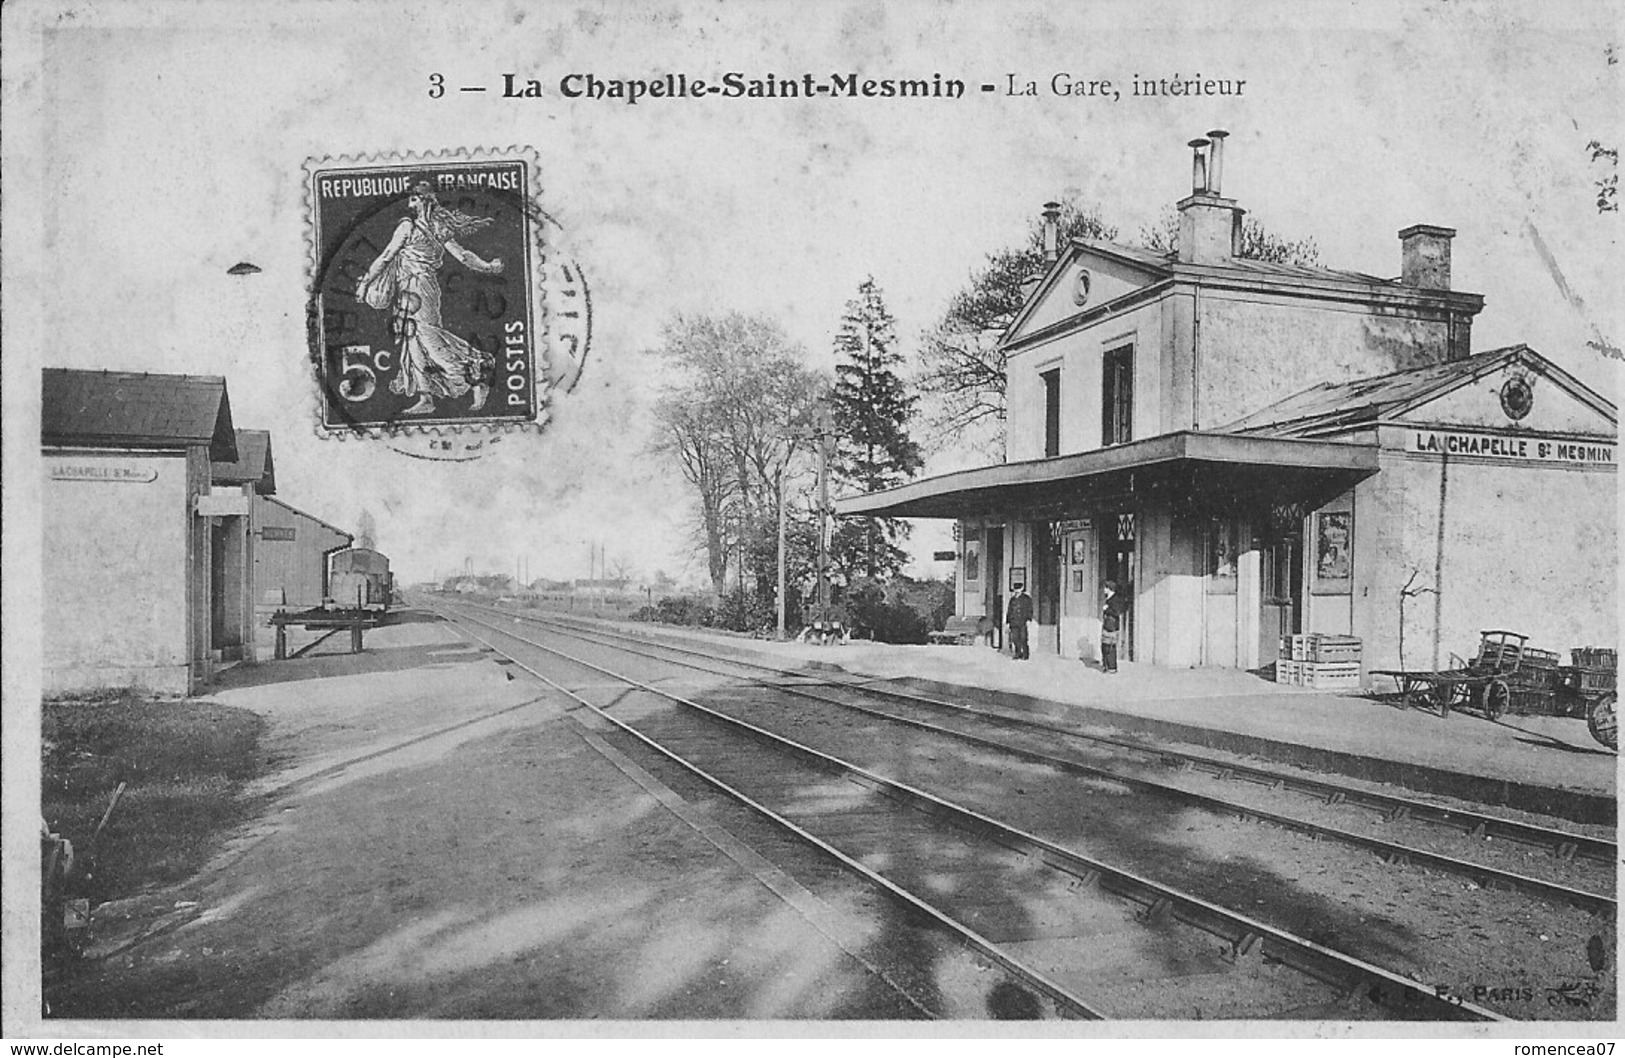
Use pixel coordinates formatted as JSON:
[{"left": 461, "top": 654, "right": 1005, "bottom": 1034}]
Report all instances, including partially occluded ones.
[{"left": 555, "top": 613, "right": 1618, "bottom": 827}]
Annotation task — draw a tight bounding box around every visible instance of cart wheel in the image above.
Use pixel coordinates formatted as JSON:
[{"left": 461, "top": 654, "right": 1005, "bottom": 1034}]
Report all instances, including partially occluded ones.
[
  {"left": 1482, "top": 679, "right": 1510, "bottom": 721},
  {"left": 1587, "top": 693, "right": 1617, "bottom": 752}
]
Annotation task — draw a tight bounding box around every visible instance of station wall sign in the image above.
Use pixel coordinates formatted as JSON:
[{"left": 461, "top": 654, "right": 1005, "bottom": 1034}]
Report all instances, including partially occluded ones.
[
  {"left": 260, "top": 526, "right": 297, "bottom": 542},
  {"left": 1408, "top": 429, "right": 1615, "bottom": 466},
  {"left": 48, "top": 463, "right": 158, "bottom": 484}
]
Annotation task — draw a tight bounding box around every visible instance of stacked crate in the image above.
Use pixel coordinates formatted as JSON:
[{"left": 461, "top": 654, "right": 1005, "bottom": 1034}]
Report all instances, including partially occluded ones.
[
  {"left": 1566, "top": 646, "right": 1617, "bottom": 717},
  {"left": 1277, "top": 635, "right": 1362, "bottom": 690}
]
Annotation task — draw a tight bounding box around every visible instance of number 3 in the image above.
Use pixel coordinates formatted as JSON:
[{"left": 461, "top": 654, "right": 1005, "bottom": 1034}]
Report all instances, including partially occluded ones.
[{"left": 429, "top": 73, "right": 445, "bottom": 98}]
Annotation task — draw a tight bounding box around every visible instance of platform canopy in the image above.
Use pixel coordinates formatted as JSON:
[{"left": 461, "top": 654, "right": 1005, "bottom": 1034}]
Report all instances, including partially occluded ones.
[{"left": 832, "top": 431, "right": 1380, "bottom": 520}]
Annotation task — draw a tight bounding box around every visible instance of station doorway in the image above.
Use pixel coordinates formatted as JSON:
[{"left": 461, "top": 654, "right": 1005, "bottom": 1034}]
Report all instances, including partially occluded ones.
[
  {"left": 1100, "top": 511, "right": 1137, "bottom": 660},
  {"left": 1259, "top": 526, "right": 1303, "bottom": 666}
]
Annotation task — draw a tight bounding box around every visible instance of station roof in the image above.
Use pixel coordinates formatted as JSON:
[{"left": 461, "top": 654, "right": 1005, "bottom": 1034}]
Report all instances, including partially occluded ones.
[
  {"left": 833, "top": 431, "right": 1379, "bottom": 520},
  {"left": 211, "top": 429, "right": 277, "bottom": 494},
  {"left": 42, "top": 369, "right": 238, "bottom": 461},
  {"left": 1219, "top": 345, "right": 1618, "bottom": 438}
]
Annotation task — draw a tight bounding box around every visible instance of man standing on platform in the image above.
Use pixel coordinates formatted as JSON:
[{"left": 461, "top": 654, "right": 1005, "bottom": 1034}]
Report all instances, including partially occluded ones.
[
  {"left": 1006, "top": 582, "right": 1033, "bottom": 660},
  {"left": 1101, "top": 580, "right": 1129, "bottom": 673}
]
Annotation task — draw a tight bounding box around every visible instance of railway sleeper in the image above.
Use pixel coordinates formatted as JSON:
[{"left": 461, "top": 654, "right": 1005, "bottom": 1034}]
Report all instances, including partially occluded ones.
[
  {"left": 1225, "top": 930, "right": 1266, "bottom": 967},
  {"left": 1137, "top": 896, "right": 1174, "bottom": 925}
]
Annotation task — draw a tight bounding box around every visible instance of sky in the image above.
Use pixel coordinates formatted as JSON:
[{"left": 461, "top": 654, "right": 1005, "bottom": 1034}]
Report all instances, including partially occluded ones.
[{"left": 4, "top": 0, "right": 1620, "bottom": 589}]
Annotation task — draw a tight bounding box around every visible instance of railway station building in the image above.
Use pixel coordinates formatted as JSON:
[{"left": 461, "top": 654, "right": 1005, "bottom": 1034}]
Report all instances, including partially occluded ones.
[
  {"left": 42, "top": 369, "right": 240, "bottom": 694},
  {"left": 836, "top": 135, "right": 1618, "bottom": 681}
]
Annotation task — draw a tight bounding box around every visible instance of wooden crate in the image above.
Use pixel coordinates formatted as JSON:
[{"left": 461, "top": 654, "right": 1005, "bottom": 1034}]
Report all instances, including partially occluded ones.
[
  {"left": 1275, "top": 659, "right": 1301, "bottom": 686},
  {"left": 1302, "top": 660, "right": 1360, "bottom": 691},
  {"left": 1306, "top": 639, "right": 1362, "bottom": 663}
]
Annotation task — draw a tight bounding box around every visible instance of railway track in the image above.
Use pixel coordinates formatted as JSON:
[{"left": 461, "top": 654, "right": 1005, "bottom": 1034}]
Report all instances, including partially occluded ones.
[
  {"left": 445, "top": 599, "right": 1617, "bottom": 911},
  {"left": 430, "top": 598, "right": 1515, "bottom": 1021}
]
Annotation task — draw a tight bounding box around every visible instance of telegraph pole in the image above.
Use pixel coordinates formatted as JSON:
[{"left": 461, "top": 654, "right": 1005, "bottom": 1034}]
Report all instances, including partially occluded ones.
[
  {"left": 815, "top": 402, "right": 833, "bottom": 625},
  {"left": 776, "top": 465, "right": 787, "bottom": 639}
]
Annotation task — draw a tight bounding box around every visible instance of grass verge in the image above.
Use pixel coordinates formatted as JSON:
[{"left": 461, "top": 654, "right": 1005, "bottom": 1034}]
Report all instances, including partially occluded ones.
[{"left": 42, "top": 690, "right": 267, "bottom": 903}]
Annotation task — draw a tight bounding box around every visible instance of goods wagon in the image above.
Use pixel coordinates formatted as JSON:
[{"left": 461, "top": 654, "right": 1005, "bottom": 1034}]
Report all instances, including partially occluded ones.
[{"left": 327, "top": 547, "right": 393, "bottom": 612}]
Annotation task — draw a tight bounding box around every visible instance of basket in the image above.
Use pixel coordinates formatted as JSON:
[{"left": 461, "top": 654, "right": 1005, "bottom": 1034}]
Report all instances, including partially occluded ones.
[
  {"left": 1572, "top": 647, "right": 1618, "bottom": 671},
  {"left": 1577, "top": 668, "right": 1617, "bottom": 694}
]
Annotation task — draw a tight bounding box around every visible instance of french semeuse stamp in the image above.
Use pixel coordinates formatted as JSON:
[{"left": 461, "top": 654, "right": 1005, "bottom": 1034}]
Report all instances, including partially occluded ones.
[{"left": 305, "top": 150, "right": 546, "bottom": 437}]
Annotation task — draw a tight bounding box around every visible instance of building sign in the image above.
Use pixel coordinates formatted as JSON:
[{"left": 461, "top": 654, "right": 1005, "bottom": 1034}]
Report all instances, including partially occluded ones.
[
  {"left": 195, "top": 492, "right": 250, "bottom": 516},
  {"left": 1056, "top": 518, "right": 1092, "bottom": 533},
  {"left": 261, "top": 526, "right": 297, "bottom": 542},
  {"left": 49, "top": 463, "right": 158, "bottom": 483},
  {"left": 1409, "top": 429, "right": 1615, "bottom": 466}
]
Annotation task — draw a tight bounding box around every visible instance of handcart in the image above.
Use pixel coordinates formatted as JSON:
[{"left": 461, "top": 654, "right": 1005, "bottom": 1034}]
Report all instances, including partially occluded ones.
[
  {"left": 1560, "top": 647, "right": 1618, "bottom": 751},
  {"left": 1372, "top": 630, "right": 1533, "bottom": 719}
]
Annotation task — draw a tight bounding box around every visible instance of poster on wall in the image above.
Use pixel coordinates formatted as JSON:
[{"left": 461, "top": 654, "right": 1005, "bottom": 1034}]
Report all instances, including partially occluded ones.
[
  {"left": 964, "top": 541, "right": 981, "bottom": 582},
  {"left": 1207, "top": 519, "right": 1237, "bottom": 580},
  {"left": 1315, "top": 511, "right": 1353, "bottom": 590}
]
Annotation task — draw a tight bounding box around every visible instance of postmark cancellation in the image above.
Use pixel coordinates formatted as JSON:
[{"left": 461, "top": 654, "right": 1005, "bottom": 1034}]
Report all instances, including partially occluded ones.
[{"left": 304, "top": 148, "right": 548, "bottom": 440}]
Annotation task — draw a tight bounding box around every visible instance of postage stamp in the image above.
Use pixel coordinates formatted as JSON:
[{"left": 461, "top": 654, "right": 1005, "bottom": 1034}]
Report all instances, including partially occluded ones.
[{"left": 304, "top": 149, "right": 548, "bottom": 442}]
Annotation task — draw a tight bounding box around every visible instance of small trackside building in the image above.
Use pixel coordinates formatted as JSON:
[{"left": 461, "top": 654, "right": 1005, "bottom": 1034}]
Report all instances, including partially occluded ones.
[
  {"left": 835, "top": 135, "right": 1617, "bottom": 681},
  {"left": 42, "top": 369, "right": 239, "bottom": 694},
  {"left": 206, "top": 429, "right": 353, "bottom": 662}
]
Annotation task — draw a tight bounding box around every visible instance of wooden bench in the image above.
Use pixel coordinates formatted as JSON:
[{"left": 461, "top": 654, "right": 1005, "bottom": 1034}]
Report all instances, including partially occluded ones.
[{"left": 929, "top": 615, "right": 990, "bottom": 646}]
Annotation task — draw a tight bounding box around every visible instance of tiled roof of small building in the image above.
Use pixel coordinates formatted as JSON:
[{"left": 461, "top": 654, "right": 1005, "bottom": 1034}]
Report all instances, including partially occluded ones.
[
  {"left": 1219, "top": 346, "right": 1533, "bottom": 437},
  {"left": 212, "top": 429, "right": 276, "bottom": 494},
  {"left": 42, "top": 369, "right": 238, "bottom": 461}
]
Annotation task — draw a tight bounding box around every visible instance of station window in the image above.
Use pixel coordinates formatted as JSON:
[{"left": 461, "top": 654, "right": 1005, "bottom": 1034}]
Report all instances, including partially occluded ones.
[
  {"left": 1041, "top": 368, "right": 1061, "bottom": 458},
  {"left": 1102, "top": 345, "right": 1133, "bottom": 447}
]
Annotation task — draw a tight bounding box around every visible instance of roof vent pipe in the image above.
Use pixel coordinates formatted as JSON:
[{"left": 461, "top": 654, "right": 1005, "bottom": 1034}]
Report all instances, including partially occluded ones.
[
  {"left": 1188, "top": 138, "right": 1211, "bottom": 194},
  {"left": 1205, "top": 129, "right": 1228, "bottom": 196},
  {"left": 1041, "top": 201, "right": 1062, "bottom": 261}
]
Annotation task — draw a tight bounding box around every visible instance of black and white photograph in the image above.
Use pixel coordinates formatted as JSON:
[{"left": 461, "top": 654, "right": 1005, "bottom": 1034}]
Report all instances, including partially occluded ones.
[{"left": 2, "top": 0, "right": 1619, "bottom": 1045}]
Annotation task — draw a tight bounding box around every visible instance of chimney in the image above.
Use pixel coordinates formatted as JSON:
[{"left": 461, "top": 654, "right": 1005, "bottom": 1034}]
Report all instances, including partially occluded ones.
[
  {"left": 1188, "top": 137, "right": 1210, "bottom": 193},
  {"left": 1205, "top": 129, "right": 1228, "bottom": 195},
  {"left": 1041, "top": 201, "right": 1062, "bottom": 262},
  {"left": 1177, "top": 131, "right": 1244, "bottom": 265},
  {"left": 1398, "top": 224, "right": 1455, "bottom": 290}
]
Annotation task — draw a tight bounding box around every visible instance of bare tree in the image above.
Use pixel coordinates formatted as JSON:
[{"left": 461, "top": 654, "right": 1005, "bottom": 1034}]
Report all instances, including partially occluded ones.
[
  {"left": 916, "top": 198, "right": 1118, "bottom": 456},
  {"left": 606, "top": 553, "right": 637, "bottom": 586},
  {"left": 649, "top": 312, "right": 823, "bottom": 597}
]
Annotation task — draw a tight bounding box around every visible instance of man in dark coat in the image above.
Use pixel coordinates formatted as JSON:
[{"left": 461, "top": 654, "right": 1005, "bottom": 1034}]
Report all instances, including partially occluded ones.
[
  {"left": 1006, "top": 583, "right": 1034, "bottom": 660},
  {"left": 1101, "top": 580, "right": 1129, "bottom": 673}
]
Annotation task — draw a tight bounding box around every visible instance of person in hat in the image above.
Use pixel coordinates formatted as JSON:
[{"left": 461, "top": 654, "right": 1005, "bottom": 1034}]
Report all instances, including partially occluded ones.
[
  {"left": 356, "top": 182, "right": 504, "bottom": 415},
  {"left": 1100, "top": 580, "right": 1130, "bottom": 673},
  {"left": 1005, "top": 581, "right": 1034, "bottom": 660}
]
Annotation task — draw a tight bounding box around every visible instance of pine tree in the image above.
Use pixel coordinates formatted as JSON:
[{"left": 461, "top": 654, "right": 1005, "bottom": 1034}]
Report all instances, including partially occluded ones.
[{"left": 830, "top": 278, "right": 923, "bottom": 581}]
